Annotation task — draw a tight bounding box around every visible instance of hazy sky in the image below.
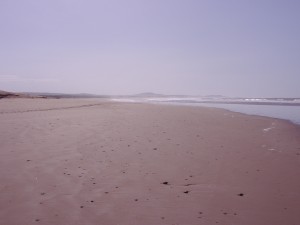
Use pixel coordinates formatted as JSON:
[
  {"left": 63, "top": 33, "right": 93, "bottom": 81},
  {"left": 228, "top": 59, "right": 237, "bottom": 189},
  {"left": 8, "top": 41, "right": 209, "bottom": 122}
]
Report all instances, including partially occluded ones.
[{"left": 0, "top": 0, "right": 299, "bottom": 97}]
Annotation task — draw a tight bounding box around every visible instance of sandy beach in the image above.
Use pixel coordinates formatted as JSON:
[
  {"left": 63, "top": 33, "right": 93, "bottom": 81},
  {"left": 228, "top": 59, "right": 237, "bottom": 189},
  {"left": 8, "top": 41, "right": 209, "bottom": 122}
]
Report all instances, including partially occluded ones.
[{"left": 0, "top": 98, "right": 300, "bottom": 225}]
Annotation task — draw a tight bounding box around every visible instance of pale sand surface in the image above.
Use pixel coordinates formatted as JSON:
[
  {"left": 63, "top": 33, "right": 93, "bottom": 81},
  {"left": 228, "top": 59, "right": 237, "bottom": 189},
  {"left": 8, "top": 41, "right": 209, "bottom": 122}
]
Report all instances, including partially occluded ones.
[{"left": 0, "top": 98, "right": 300, "bottom": 225}]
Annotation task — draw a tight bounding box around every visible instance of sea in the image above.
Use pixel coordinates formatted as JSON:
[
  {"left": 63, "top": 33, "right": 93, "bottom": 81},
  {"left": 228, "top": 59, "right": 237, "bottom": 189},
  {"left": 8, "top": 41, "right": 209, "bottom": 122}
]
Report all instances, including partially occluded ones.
[{"left": 111, "top": 97, "right": 300, "bottom": 125}]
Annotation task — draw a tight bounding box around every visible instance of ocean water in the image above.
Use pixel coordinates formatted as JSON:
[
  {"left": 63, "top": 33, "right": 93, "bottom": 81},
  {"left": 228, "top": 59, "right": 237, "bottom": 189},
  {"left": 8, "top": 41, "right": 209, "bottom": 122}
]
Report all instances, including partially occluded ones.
[
  {"left": 111, "top": 97, "right": 300, "bottom": 125},
  {"left": 169, "top": 102, "right": 300, "bottom": 125}
]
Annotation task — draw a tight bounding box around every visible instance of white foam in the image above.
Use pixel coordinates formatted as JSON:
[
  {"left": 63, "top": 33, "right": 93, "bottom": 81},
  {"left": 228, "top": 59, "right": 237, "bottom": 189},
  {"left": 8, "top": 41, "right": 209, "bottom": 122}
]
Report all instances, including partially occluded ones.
[
  {"left": 268, "top": 148, "right": 281, "bottom": 152},
  {"left": 263, "top": 127, "right": 274, "bottom": 132}
]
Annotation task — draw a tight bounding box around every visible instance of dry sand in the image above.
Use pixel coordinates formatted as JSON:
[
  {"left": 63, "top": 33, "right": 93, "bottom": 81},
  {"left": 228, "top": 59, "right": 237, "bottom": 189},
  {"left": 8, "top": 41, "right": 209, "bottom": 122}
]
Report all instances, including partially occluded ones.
[{"left": 0, "top": 98, "right": 300, "bottom": 225}]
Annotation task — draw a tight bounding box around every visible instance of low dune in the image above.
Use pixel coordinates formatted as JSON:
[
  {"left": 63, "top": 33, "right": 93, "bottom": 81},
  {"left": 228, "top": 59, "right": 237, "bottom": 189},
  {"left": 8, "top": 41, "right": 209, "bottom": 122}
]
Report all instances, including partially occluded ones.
[{"left": 0, "top": 90, "right": 19, "bottom": 98}]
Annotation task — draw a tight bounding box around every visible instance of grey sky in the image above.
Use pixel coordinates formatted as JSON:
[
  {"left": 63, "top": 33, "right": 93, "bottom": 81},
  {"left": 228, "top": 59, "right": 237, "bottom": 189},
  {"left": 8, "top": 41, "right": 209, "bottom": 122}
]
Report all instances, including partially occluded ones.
[{"left": 0, "top": 0, "right": 299, "bottom": 97}]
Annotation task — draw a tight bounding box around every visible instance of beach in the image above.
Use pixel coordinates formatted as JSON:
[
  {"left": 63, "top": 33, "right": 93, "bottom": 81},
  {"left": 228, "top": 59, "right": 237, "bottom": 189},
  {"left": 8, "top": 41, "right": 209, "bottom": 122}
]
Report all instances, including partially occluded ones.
[{"left": 1, "top": 98, "right": 300, "bottom": 225}]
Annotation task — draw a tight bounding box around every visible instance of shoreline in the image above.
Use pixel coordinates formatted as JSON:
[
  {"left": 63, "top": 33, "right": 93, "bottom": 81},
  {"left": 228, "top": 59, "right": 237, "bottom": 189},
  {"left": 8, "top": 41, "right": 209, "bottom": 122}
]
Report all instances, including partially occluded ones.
[
  {"left": 1, "top": 98, "right": 300, "bottom": 225},
  {"left": 2, "top": 97, "right": 299, "bottom": 125},
  {"left": 137, "top": 100, "right": 300, "bottom": 126}
]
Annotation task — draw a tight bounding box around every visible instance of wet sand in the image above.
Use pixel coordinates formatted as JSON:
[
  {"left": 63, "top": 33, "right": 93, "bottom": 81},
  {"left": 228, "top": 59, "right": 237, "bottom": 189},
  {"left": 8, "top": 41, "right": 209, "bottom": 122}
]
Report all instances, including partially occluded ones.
[{"left": 0, "top": 98, "right": 300, "bottom": 225}]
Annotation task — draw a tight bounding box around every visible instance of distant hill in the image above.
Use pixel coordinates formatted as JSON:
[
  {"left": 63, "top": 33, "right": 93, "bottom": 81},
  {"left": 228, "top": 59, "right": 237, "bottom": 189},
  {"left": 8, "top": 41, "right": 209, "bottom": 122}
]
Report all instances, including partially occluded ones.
[
  {"left": 131, "top": 93, "right": 195, "bottom": 98},
  {"left": 132, "top": 92, "right": 168, "bottom": 98},
  {"left": 203, "top": 95, "right": 226, "bottom": 98}
]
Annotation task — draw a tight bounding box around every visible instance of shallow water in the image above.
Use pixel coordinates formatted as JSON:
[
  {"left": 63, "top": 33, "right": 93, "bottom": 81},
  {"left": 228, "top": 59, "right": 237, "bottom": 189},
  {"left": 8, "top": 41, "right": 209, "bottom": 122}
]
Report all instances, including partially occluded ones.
[
  {"left": 164, "top": 102, "right": 300, "bottom": 125},
  {"left": 111, "top": 98, "right": 300, "bottom": 125}
]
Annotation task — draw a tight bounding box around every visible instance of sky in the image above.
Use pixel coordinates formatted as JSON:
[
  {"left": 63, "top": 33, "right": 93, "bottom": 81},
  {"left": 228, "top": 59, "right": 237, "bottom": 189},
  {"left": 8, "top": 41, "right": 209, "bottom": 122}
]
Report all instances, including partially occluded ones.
[{"left": 0, "top": 0, "right": 299, "bottom": 97}]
